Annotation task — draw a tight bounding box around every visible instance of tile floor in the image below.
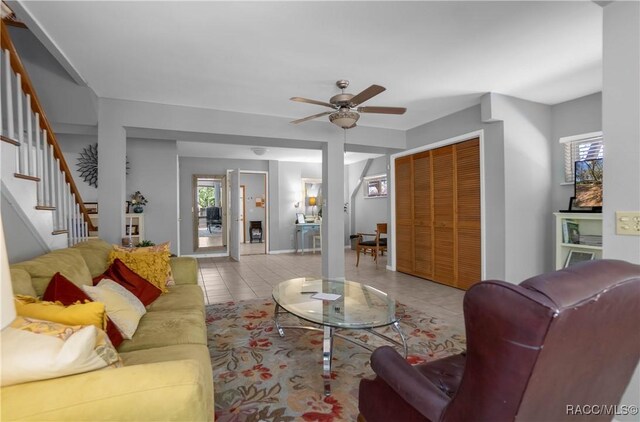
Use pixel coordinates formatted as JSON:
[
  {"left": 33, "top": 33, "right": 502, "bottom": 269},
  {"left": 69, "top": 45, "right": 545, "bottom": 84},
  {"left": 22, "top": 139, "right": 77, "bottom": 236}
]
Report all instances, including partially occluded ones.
[{"left": 197, "top": 250, "right": 466, "bottom": 331}]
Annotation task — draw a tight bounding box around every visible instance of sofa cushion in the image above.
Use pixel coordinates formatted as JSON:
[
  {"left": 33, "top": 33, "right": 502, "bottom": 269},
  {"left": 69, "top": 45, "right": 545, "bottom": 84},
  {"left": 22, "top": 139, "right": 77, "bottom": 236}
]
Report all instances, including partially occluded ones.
[
  {"left": 15, "top": 296, "right": 106, "bottom": 331},
  {"left": 83, "top": 281, "right": 146, "bottom": 340},
  {"left": 117, "top": 309, "right": 206, "bottom": 353},
  {"left": 119, "top": 344, "right": 213, "bottom": 418},
  {"left": 11, "top": 249, "right": 92, "bottom": 297},
  {"left": 94, "top": 259, "right": 162, "bottom": 306},
  {"left": 71, "top": 239, "right": 113, "bottom": 277},
  {"left": 145, "top": 284, "right": 204, "bottom": 315},
  {"left": 1, "top": 317, "right": 121, "bottom": 387},
  {"left": 108, "top": 248, "right": 171, "bottom": 294},
  {"left": 10, "top": 268, "right": 36, "bottom": 297},
  {"left": 43, "top": 273, "right": 124, "bottom": 347}
]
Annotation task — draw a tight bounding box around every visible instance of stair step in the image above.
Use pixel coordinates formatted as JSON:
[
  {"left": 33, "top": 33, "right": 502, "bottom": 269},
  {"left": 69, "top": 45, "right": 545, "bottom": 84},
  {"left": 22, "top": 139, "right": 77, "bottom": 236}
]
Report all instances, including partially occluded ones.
[
  {"left": 35, "top": 205, "right": 56, "bottom": 211},
  {"left": 52, "top": 230, "right": 69, "bottom": 235},
  {"left": 14, "top": 173, "right": 41, "bottom": 182},
  {"left": 0, "top": 135, "right": 20, "bottom": 146}
]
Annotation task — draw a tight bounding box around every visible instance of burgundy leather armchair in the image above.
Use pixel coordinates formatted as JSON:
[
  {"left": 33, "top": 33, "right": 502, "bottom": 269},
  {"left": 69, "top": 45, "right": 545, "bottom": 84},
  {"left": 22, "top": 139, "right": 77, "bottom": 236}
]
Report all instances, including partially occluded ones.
[{"left": 359, "top": 260, "right": 640, "bottom": 422}]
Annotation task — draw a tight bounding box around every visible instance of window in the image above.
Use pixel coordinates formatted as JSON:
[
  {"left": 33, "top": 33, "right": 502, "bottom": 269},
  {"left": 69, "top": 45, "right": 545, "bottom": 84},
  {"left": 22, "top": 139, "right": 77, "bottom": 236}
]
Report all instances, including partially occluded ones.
[
  {"left": 560, "top": 132, "right": 603, "bottom": 183},
  {"left": 364, "top": 174, "right": 387, "bottom": 198}
]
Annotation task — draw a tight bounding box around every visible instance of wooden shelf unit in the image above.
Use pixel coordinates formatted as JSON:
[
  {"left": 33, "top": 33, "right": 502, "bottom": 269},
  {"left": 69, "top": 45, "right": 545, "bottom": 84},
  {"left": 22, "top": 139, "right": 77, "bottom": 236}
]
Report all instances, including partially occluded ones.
[
  {"left": 554, "top": 212, "right": 603, "bottom": 270},
  {"left": 87, "top": 213, "right": 146, "bottom": 245}
]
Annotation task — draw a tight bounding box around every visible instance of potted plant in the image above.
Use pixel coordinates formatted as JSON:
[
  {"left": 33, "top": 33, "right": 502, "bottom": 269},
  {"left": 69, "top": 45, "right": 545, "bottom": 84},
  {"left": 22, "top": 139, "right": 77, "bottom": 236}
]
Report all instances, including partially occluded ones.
[{"left": 130, "top": 191, "right": 148, "bottom": 213}]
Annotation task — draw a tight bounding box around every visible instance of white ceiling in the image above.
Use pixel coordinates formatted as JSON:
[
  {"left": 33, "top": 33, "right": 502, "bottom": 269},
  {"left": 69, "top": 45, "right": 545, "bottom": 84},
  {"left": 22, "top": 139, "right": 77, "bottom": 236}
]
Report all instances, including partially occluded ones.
[
  {"left": 19, "top": 1, "right": 603, "bottom": 130},
  {"left": 177, "top": 141, "right": 382, "bottom": 165}
]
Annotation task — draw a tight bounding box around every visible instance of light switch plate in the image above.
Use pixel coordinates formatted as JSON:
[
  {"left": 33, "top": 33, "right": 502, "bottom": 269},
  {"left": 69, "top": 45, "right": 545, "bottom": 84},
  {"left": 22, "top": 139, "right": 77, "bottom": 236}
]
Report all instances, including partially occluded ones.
[{"left": 615, "top": 211, "right": 640, "bottom": 235}]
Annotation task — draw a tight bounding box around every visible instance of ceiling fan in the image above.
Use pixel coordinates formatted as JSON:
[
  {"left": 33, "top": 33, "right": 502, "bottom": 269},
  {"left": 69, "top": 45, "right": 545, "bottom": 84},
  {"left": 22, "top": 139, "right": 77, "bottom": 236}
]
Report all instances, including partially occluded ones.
[{"left": 290, "top": 80, "right": 407, "bottom": 129}]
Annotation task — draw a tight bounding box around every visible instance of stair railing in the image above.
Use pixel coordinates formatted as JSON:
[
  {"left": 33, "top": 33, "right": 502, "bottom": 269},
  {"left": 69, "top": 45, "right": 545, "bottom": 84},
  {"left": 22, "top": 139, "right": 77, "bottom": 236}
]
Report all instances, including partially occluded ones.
[{"left": 1, "top": 20, "right": 95, "bottom": 245}]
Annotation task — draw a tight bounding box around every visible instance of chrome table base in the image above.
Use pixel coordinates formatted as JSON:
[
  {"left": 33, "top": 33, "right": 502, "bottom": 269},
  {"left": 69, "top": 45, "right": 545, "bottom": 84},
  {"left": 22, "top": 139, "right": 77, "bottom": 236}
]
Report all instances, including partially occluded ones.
[{"left": 273, "top": 303, "right": 408, "bottom": 396}]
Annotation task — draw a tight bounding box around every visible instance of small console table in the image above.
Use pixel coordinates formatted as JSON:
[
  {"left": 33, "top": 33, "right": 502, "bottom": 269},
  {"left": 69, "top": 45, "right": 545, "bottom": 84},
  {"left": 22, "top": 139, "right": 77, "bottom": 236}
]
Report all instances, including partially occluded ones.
[{"left": 294, "top": 222, "right": 320, "bottom": 254}]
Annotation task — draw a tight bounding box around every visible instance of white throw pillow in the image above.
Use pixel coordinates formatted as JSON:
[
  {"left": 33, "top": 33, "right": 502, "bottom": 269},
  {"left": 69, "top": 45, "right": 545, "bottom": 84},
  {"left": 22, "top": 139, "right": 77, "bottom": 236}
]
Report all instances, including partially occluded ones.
[
  {"left": 82, "top": 279, "right": 146, "bottom": 339},
  {"left": 1, "top": 325, "right": 106, "bottom": 386}
]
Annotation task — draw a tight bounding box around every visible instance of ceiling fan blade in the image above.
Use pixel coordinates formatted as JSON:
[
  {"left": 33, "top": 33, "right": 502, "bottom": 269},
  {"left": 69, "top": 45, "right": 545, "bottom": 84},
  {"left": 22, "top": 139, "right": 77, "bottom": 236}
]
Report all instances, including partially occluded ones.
[
  {"left": 290, "top": 111, "right": 332, "bottom": 124},
  {"left": 290, "top": 97, "right": 335, "bottom": 108},
  {"left": 358, "top": 106, "right": 407, "bottom": 115},
  {"left": 349, "top": 85, "right": 386, "bottom": 107}
]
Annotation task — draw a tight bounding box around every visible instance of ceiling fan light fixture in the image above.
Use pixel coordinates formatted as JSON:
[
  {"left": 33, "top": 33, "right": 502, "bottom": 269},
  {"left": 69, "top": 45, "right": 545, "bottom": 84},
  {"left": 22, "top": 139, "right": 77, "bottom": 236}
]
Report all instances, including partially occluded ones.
[{"left": 329, "top": 109, "right": 359, "bottom": 129}]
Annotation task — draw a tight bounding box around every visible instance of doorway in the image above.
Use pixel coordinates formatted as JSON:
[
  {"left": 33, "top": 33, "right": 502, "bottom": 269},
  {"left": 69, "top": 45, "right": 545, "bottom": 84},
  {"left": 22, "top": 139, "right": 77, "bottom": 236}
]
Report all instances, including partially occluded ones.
[
  {"left": 193, "top": 175, "right": 226, "bottom": 252},
  {"left": 239, "top": 172, "right": 268, "bottom": 256}
]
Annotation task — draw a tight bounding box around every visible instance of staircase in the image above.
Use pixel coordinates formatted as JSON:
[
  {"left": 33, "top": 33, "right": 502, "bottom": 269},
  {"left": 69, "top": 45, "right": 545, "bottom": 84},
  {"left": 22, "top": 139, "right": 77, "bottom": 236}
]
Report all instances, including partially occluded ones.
[{"left": 0, "top": 21, "right": 93, "bottom": 250}]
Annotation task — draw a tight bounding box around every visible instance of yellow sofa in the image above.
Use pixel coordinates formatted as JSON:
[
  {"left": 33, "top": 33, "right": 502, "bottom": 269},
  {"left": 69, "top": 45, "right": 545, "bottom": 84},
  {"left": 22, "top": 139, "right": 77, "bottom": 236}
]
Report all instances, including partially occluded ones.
[{"left": 2, "top": 239, "right": 214, "bottom": 421}]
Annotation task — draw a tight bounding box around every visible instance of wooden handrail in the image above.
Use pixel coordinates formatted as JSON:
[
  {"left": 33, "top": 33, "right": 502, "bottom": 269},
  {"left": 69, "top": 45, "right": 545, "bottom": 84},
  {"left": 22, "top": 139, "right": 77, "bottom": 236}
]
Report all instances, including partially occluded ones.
[{"left": 1, "top": 21, "right": 95, "bottom": 231}]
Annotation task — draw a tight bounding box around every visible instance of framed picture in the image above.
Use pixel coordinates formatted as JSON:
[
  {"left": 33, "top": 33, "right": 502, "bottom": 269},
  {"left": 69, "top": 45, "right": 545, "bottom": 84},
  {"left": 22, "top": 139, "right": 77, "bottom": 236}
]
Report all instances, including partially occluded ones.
[
  {"left": 85, "top": 202, "right": 98, "bottom": 214},
  {"left": 296, "top": 213, "right": 306, "bottom": 224},
  {"left": 126, "top": 224, "right": 139, "bottom": 236},
  {"left": 568, "top": 196, "right": 592, "bottom": 212},
  {"left": 564, "top": 250, "right": 595, "bottom": 268}
]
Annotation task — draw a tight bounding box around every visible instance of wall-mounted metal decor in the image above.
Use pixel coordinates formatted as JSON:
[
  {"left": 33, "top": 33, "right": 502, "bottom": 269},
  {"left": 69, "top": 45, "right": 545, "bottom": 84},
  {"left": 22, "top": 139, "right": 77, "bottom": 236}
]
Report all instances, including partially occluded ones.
[
  {"left": 77, "top": 143, "right": 98, "bottom": 188},
  {"left": 76, "top": 143, "right": 129, "bottom": 188}
]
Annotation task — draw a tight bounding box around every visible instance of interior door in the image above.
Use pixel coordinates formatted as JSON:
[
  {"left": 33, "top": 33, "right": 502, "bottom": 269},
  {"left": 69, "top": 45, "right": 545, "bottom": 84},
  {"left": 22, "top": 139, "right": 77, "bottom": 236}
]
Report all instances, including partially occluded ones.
[
  {"left": 395, "top": 156, "right": 414, "bottom": 273},
  {"left": 221, "top": 175, "right": 227, "bottom": 247},
  {"left": 229, "top": 170, "right": 240, "bottom": 261},
  {"left": 432, "top": 145, "right": 455, "bottom": 286}
]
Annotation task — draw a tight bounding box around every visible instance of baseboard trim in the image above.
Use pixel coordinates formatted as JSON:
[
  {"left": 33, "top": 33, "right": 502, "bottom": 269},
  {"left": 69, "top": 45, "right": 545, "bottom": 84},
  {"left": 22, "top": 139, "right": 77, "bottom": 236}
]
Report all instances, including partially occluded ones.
[{"left": 268, "top": 249, "right": 295, "bottom": 255}]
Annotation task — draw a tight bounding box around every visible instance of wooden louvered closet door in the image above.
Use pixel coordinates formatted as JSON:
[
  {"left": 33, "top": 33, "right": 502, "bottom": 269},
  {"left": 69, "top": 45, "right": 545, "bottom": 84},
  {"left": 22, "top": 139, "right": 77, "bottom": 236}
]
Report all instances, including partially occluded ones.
[
  {"left": 412, "top": 151, "right": 432, "bottom": 278},
  {"left": 395, "top": 156, "right": 413, "bottom": 273},
  {"left": 455, "top": 139, "right": 481, "bottom": 288},
  {"left": 394, "top": 138, "right": 480, "bottom": 289}
]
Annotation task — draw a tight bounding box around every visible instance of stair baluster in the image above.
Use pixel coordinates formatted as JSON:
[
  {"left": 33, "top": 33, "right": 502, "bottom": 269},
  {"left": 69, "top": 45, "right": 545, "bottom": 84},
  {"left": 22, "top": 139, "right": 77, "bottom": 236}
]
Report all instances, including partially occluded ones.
[
  {"left": 35, "top": 116, "right": 43, "bottom": 204},
  {"left": 43, "top": 131, "right": 50, "bottom": 207},
  {"left": 25, "top": 93, "right": 33, "bottom": 176},
  {"left": 16, "top": 73, "right": 24, "bottom": 173}
]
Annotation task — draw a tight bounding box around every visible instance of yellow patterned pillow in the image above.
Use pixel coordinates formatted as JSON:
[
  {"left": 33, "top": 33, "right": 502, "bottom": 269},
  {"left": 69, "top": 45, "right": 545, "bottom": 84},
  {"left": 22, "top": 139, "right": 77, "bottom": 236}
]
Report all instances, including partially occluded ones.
[
  {"left": 1, "top": 316, "right": 122, "bottom": 387},
  {"left": 109, "top": 247, "right": 171, "bottom": 293},
  {"left": 113, "top": 242, "right": 175, "bottom": 287},
  {"left": 14, "top": 295, "right": 106, "bottom": 330}
]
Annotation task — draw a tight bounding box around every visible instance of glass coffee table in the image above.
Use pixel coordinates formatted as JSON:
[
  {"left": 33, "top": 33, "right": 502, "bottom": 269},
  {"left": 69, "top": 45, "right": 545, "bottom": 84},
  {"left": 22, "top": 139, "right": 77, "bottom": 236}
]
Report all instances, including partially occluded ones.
[{"left": 272, "top": 277, "right": 408, "bottom": 396}]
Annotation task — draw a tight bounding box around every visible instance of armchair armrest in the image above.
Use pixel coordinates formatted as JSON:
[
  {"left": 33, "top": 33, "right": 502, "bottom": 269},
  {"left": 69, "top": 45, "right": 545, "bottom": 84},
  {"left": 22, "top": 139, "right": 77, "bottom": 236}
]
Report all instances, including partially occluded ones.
[
  {"left": 170, "top": 257, "right": 198, "bottom": 285},
  {"left": 370, "top": 346, "right": 450, "bottom": 422}
]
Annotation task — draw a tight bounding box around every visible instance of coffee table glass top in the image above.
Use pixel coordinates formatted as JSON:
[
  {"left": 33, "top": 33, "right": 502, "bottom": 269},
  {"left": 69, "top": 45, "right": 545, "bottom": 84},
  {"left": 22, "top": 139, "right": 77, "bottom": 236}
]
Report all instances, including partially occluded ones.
[{"left": 272, "top": 277, "right": 399, "bottom": 329}]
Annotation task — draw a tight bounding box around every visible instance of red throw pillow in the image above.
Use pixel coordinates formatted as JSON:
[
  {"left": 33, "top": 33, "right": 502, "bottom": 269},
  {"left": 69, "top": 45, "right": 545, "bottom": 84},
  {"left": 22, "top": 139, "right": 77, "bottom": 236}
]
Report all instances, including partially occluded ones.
[
  {"left": 93, "top": 258, "right": 162, "bottom": 306},
  {"left": 43, "top": 272, "right": 124, "bottom": 347}
]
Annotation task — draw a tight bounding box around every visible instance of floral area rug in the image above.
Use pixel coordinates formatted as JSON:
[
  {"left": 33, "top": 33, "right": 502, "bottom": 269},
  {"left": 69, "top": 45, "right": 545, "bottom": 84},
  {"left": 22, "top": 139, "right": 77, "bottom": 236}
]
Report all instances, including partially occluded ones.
[{"left": 206, "top": 298, "right": 466, "bottom": 422}]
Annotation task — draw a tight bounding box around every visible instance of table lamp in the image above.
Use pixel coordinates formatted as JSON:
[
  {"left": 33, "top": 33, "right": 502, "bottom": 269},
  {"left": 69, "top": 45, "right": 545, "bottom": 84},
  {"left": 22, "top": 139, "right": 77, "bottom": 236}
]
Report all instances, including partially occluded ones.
[
  {"left": 1, "top": 219, "right": 16, "bottom": 330},
  {"left": 309, "top": 196, "right": 317, "bottom": 217}
]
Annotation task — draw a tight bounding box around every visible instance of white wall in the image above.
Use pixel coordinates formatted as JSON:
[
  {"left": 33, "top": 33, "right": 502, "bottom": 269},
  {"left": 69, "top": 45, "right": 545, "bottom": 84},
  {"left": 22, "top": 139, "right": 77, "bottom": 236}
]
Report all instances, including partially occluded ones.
[
  {"left": 8, "top": 26, "right": 97, "bottom": 127},
  {"left": 488, "top": 94, "right": 553, "bottom": 279},
  {"left": 349, "top": 156, "right": 389, "bottom": 235},
  {"left": 275, "top": 162, "right": 322, "bottom": 251},
  {"left": 1, "top": 194, "right": 49, "bottom": 263},
  {"left": 550, "top": 93, "right": 602, "bottom": 211},
  {"left": 126, "top": 138, "right": 178, "bottom": 250},
  {"left": 602, "top": 3, "right": 640, "bottom": 417},
  {"left": 406, "top": 105, "right": 506, "bottom": 281}
]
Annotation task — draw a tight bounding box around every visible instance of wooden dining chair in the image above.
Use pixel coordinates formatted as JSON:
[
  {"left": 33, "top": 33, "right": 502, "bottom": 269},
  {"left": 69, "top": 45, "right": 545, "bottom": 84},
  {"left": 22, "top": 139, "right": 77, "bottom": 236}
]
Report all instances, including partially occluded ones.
[{"left": 356, "top": 223, "right": 388, "bottom": 268}]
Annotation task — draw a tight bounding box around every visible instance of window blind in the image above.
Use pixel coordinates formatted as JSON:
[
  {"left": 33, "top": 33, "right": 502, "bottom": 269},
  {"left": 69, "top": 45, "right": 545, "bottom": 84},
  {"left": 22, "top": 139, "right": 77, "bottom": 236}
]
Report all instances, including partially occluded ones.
[{"left": 560, "top": 132, "right": 604, "bottom": 183}]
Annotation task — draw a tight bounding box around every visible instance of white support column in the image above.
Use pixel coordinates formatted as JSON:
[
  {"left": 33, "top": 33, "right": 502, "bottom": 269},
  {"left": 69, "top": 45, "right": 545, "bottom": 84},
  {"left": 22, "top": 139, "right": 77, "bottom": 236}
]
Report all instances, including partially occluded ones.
[
  {"left": 321, "top": 136, "right": 346, "bottom": 280},
  {"left": 16, "top": 74, "right": 24, "bottom": 173},
  {"left": 98, "top": 101, "right": 127, "bottom": 244},
  {"left": 25, "top": 94, "right": 33, "bottom": 176}
]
